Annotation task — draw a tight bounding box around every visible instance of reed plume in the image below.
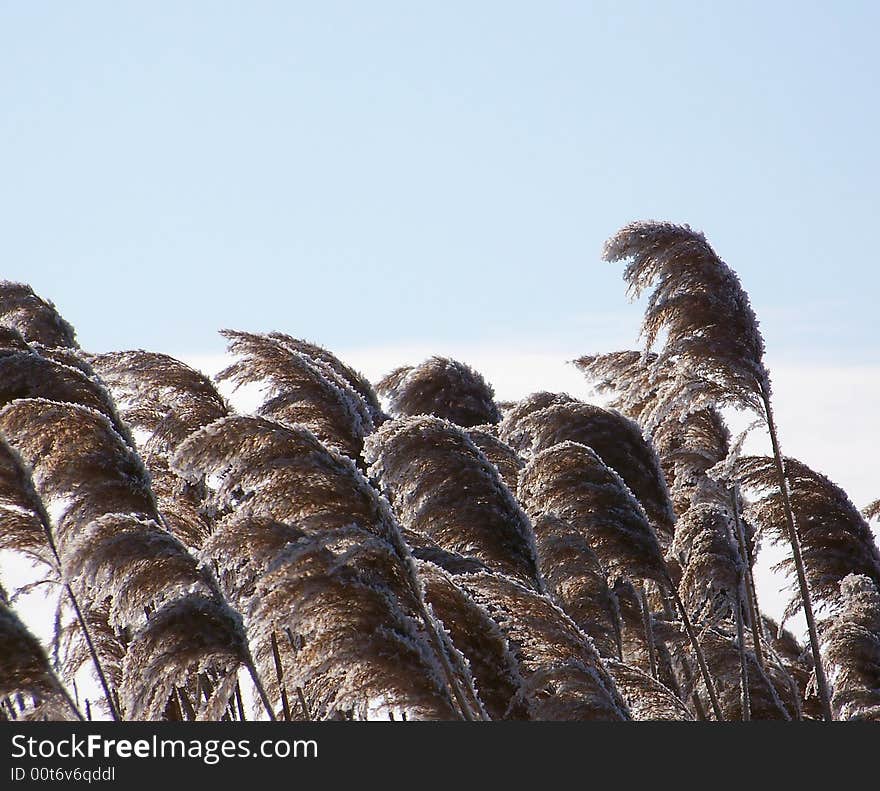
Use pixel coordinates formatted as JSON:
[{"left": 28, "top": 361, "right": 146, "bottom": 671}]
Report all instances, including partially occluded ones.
[
  {"left": 91, "top": 351, "right": 230, "bottom": 458},
  {"left": 0, "top": 590, "right": 82, "bottom": 720},
  {"left": 0, "top": 333, "right": 134, "bottom": 446},
  {"left": 604, "top": 220, "right": 832, "bottom": 718},
  {"left": 464, "top": 425, "right": 525, "bottom": 492},
  {"left": 822, "top": 575, "right": 880, "bottom": 721},
  {"left": 672, "top": 504, "right": 742, "bottom": 623},
  {"left": 216, "top": 330, "right": 374, "bottom": 459},
  {"left": 459, "top": 572, "right": 630, "bottom": 720},
  {"left": 603, "top": 660, "right": 692, "bottom": 721},
  {"left": 120, "top": 593, "right": 253, "bottom": 721},
  {"left": 0, "top": 281, "right": 77, "bottom": 348},
  {"left": 250, "top": 528, "right": 466, "bottom": 720},
  {"left": 91, "top": 350, "right": 233, "bottom": 547},
  {"left": 363, "top": 415, "right": 542, "bottom": 589},
  {"left": 520, "top": 511, "right": 622, "bottom": 660},
  {"left": 376, "top": 357, "right": 502, "bottom": 427},
  {"left": 417, "top": 561, "right": 528, "bottom": 720},
  {"left": 265, "top": 334, "right": 385, "bottom": 425},
  {"left": 732, "top": 456, "right": 880, "bottom": 618},
  {"left": 511, "top": 400, "right": 675, "bottom": 543},
  {"left": 691, "top": 628, "right": 792, "bottom": 720},
  {"left": 498, "top": 392, "right": 577, "bottom": 455}
]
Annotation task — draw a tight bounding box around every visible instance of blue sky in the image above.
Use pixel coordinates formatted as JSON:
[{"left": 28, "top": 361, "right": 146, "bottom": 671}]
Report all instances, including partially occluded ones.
[{"left": 2, "top": 2, "right": 878, "bottom": 363}]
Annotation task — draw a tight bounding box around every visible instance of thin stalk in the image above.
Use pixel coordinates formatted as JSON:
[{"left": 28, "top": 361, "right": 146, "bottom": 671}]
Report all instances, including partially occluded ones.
[
  {"left": 730, "top": 488, "right": 765, "bottom": 669},
  {"left": 244, "top": 658, "right": 278, "bottom": 722},
  {"left": 760, "top": 388, "right": 833, "bottom": 721},
  {"left": 21, "top": 467, "right": 122, "bottom": 721},
  {"left": 414, "top": 597, "right": 482, "bottom": 721},
  {"left": 177, "top": 688, "right": 196, "bottom": 721},
  {"left": 270, "top": 631, "right": 292, "bottom": 721},
  {"left": 734, "top": 594, "right": 751, "bottom": 721},
  {"left": 296, "top": 687, "right": 310, "bottom": 720},
  {"left": 63, "top": 583, "right": 120, "bottom": 721},
  {"left": 55, "top": 683, "right": 85, "bottom": 721},
  {"left": 638, "top": 583, "right": 658, "bottom": 680},
  {"left": 234, "top": 680, "right": 246, "bottom": 722},
  {"left": 670, "top": 586, "right": 724, "bottom": 721}
]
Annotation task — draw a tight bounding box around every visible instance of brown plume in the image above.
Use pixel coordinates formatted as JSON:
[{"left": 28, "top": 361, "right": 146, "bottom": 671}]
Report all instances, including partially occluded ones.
[
  {"left": 519, "top": 441, "right": 667, "bottom": 584},
  {"left": 458, "top": 572, "right": 630, "bottom": 721},
  {"left": 732, "top": 456, "right": 880, "bottom": 619},
  {"left": 217, "top": 330, "right": 374, "bottom": 459},
  {"left": 376, "top": 357, "right": 501, "bottom": 427},
  {"left": 364, "top": 415, "right": 542, "bottom": 588},
  {"left": 0, "top": 591, "right": 81, "bottom": 720},
  {"left": 689, "top": 628, "right": 793, "bottom": 720},
  {"left": 604, "top": 660, "right": 692, "bottom": 721},
  {"left": 418, "top": 562, "right": 528, "bottom": 720},
  {"left": 249, "top": 526, "right": 465, "bottom": 720},
  {"left": 465, "top": 425, "right": 525, "bottom": 491},
  {"left": 498, "top": 392, "right": 577, "bottom": 454},
  {"left": 672, "top": 503, "right": 743, "bottom": 622},
  {"left": 91, "top": 350, "right": 232, "bottom": 547},
  {"left": 511, "top": 401, "right": 675, "bottom": 542},
  {"left": 0, "top": 282, "right": 77, "bottom": 348},
  {"left": 0, "top": 399, "right": 268, "bottom": 720},
  {"left": 823, "top": 574, "right": 880, "bottom": 721},
  {"left": 265, "top": 333, "right": 385, "bottom": 425},
  {"left": 603, "top": 222, "right": 769, "bottom": 415},
  {"left": 520, "top": 511, "right": 622, "bottom": 660}
]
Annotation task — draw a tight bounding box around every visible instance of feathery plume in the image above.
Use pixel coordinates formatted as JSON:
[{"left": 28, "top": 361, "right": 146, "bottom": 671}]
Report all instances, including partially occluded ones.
[
  {"left": 0, "top": 399, "right": 270, "bottom": 720},
  {"left": 732, "top": 456, "right": 880, "bottom": 618},
  {"left": 119, "top": 594, "right": 252, "bottom": 721},
  {"left": 692, "top": 628, "right": 792, "bottom": 720},
  {"left": 823, "top": 575, "right": 880, "bottom": 721},
  {"left": 0, "top": 399, "right": 156, "bottom": 551},
  {"left": 513, "top": 401, "right": 675, "bottom": 542},
  {"left": 519, "top": 441, "right": 667, "bottom": 584},
  {"left": 376, "top": 357, "right": 501, "bottom": 427},
  {"left": 519, "top": 440, "right": 722, "bottom": 717},
  {"left": 91, "top": 350, "right": 232, "bottom": 547},
  {"left": 458, "top": 572, "right": 630, "bottom": 721},
  {"left": 418, "top": 562, "right": 528, "bottom": 720},
  {"left": 498, "top": 392, "right": 577, "bottom": 455},
  {"left": 672, "top": 504, "right": 742, "bottom": 622},
  {"left": 217, "top": 330, "right": 374, "bottom": 459},
  {"left": 91, "top": 351, "right": 230, "bottom": 458},
  {"left": 602, "top": 222, "right": 768, "bottom": 413},
  {"left": 522, "top": 511, "right": 622, "bottom": 660},
  {"left": 248, "top": 526, "right": 464, "bottom": 720},
  {"left": 265, "top": 334, "right": 386, "bottom": 426},
  {"left": 364, "top": 415, "right": 542, "bottom": 589},
  {"left": 0, "top": 282, "right": 77, "bottom": 348},
  {"left": 604, "top": 660, "right": 692, "bottom": 721},
  {"left": 0, "top": 592, "right": 82, "bottom": 720},
  {"left": 175, "top": 415, "right": 482, "bottom": 720},
  {"left": 465, "top": 425, "right": 525, "bottom": 492}
]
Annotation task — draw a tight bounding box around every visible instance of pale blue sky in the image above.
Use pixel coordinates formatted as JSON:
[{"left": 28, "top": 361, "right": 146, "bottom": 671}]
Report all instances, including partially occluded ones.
[{"left": 2, "top": 2, "right": 878, "bottom": 363}]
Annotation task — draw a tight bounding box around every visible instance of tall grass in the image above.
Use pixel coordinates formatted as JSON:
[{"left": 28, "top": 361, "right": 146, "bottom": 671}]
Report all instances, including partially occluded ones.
[{"left": 0, "top": 227, "right": 876, "bottom": 723}]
